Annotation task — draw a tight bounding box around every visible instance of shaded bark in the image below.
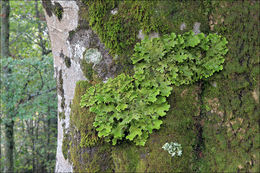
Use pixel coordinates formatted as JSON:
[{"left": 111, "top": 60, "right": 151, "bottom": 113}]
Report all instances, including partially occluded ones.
[
  {"left": 1, "top": 0, "right": 14, "bottom": 172},
  {"left": 1, "top": 0, "right": 10, "bottom": 58},
  {"left": 4, "top": 121, "right": 14, "bottom": 173}
]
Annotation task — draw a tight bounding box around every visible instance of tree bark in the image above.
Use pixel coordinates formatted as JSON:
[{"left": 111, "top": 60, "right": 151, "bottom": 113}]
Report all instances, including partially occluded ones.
[
  {"left": 43, "top": 1, "right": 81, "bottom": 172},
  {"left": 1, "top": 0, "right": 10, "bottom": 58},
  {"left": 43, "top": 1, "right": 259, "bottom": 172},
  {"left": 1, "top": 1, "right": 14, "bottom": 172}
]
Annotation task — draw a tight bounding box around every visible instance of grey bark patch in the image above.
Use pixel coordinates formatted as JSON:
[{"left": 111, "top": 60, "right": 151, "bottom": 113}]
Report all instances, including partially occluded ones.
[
  {"left": 180, "top": 23, "right": 186, "bottom": 31},
  {"left": 149, "top": 32, "right": 159, "bottom": 39},
  {"left": 138, "top": 29, "right": 160, "bottom": 40},
  {"left": 137, "top": 29, "right": 145, "bottom": 40},
  {"left": 211, "top": 81, "right": 217, "bottom": 88},
  {"left": 193, "top": 22, "right": 201, "bottom": 35},
  {"left": 68, "top": 29, "right": 117, "bottom": 81}
]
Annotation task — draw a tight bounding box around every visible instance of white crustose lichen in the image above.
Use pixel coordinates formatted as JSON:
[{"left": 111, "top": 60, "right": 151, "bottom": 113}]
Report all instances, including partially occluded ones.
[{"left": 162, "top": 142, "right": 182, "bottom": 157}]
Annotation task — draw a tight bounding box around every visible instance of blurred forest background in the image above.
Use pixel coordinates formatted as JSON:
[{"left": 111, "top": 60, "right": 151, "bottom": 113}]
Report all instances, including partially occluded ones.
[{"left": 0, "top": 0, "right": 57, "bottom": 172}]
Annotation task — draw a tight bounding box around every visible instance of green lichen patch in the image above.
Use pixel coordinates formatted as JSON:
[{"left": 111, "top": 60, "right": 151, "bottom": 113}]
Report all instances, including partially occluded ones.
[{"left": 84, "top": 48, "right": 102, "bottom": 65}]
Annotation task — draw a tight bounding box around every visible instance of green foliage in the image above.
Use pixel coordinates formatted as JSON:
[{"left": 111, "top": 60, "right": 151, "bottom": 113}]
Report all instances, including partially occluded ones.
[
  {"left": 1, "top": 56, "right": 57, "bottom": 172},
  {"left": 0, "top": 1, "right": 57, "bottom": 172},
  {"left": 80, "top": 31, "right": 228, "bottom": 146}
]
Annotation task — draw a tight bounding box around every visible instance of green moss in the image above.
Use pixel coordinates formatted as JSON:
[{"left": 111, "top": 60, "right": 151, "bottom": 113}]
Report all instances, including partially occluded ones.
[
  {"left": 64, "top": 56, "right": 71, "bottom": 68},
  {"left": 70, "top": 142, "right": 113, "bottom": 172},
  {"left": 59, "top": 111, "right": 65, "bottom": 121},
  {"left": 200, "top": 1, "right": 259, "bottom": 172},
  {"left": 80, "top": 133, "right": 99, "bottom": 148},
  {"left": 78, "top": 0, "right": 169, "bottom": 74},
  {"left": 42, "top": 0, "right": 63, "bottom": 21},
  {"left": 57, "top": 69, "right": 65, "bottom": 112},
  {"left": 64, "top": 80, "right": 113, "bottom": 172},
  {"left": 62, "top": 133, "right": 70, "bottom": 160},
  {"left": 61, "top": 97, "right": 65, "bottom": 110},
  {"left": 160, "top": 1, "right": 210, "bottom": 34},
  {"left": 57, "top": 69, "right": 63, "bottom": 96},
  {"left": 53, "top": 2, "right": 63, "bottom": 21},
  {"left": 80, "top": 59, "right": 94, "bottom": 81},
  {"left": 70, "top": 81, "right": 99, "bottom": 147}
]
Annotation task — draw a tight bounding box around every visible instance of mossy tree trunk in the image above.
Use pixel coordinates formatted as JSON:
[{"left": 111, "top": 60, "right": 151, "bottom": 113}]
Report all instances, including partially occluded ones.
[{"left": 43, "top": 0, "right": 259, "bottom": 172}]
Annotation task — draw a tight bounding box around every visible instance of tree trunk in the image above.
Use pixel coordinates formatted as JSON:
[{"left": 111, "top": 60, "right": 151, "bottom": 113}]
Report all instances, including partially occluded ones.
[
  {"left": 1, "top": 1, "right": 14, "bottom": 172},
  {"left": 1, "top": 0, "right": 9, "bottom": 58},
  {"left": 43, "top": 1, "right": 259, "bottom": 172},
  {"left": 0, "top": 121, "right": 1, "bottom": 172},
  {"left": 4, "top": 121, "right": 14, "bottom": 173}
]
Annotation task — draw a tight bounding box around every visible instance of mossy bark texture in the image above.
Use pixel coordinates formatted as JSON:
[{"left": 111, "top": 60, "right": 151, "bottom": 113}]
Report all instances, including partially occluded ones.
[{"left": 44, "top": 0, "right": 259, "bottom": 172}]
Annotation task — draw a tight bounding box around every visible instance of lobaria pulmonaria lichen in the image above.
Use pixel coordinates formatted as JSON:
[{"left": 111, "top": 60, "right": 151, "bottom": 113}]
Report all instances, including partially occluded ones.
[{"left": 80, "top": 31, "right": 228, "bottom": 146}]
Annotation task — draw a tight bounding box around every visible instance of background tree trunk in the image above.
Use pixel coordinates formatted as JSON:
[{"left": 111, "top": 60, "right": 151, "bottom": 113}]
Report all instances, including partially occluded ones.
[{"left": 1, "top": 1, "right": 15, "bottom": 172}]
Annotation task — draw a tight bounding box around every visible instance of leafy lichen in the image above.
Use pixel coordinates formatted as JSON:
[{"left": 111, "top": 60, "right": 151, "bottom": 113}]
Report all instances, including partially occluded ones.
[{"left": 80, "top": 31, "right": 228, "bottom": 146}]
